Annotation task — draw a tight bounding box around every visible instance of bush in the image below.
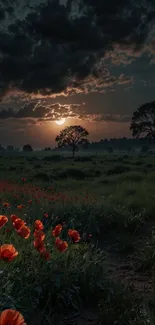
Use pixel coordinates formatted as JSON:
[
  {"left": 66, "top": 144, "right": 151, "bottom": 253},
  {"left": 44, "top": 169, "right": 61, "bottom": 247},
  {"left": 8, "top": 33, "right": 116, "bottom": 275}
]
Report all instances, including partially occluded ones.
[
  {"left": 105, "top": 164, "right": 130, "bottom": 175},
  {"left": 43, "top": 155, "right": 64, "bottom": 161},
  {"left": 33, "top": 172, "right": 50, "bottom": 182},
  {"left": 74, "top": 156, "right": 93, "bottom": 162},
  {"left": 57, "top": 168, "right": 89, "bottom": 180}
]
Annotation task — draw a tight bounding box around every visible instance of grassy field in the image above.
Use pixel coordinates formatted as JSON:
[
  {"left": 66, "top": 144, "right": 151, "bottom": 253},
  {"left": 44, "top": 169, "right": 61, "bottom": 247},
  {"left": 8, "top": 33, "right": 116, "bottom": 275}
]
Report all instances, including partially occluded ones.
[{"left": 1, "top": 152, "right": 155, "bottom": 324}]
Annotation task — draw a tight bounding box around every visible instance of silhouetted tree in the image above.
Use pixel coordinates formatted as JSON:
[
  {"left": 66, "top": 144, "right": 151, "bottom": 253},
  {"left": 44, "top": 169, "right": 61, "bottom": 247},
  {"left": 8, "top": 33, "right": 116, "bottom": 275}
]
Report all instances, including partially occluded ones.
[
  {"left": 7, "top": 145, "right": 14, "bottom": 151},
  {"left": 44, "top": 147, "right": 51, "bottom": 151},
  {"left": 23, "top": 144, "right": 33, "bottom": 152},
  {"left": 0, "top": 144, "right": 5, "bottom": 151},
  {"left": 55, "top": 125, "right": 89, "bottom": 157},
  {"left": 130, "top": 101, "right": 155, "bottom": 139}
]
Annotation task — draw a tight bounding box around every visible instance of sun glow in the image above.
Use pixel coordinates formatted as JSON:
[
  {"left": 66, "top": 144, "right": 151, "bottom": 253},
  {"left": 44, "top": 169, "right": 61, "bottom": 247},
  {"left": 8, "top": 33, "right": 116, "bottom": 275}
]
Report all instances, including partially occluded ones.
[{"left": 55, "top": 118, "right": 66, "bottom": 125}]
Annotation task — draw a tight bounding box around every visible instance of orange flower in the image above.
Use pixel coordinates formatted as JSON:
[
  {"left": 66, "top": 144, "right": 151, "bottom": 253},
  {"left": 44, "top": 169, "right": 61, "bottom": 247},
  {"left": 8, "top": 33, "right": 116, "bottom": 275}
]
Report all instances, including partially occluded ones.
[
  {"left": 34, "top": 230, "right": 45, "bottom": 241},
  {"left": 0, "top": 244, "right": 18, "bottom": 262},
  {"left": 2, "top": 202, "right": 10, "bottom": 208},
  {"left": 52, "top": 224, "right": 62, "bottom": 237},
  {"left": 11, "top": 214, "right": 18, "bottom": 223},
  {"left": 68, "top": 229, "right": 81, "bottom": 243},
  {"left": 13, "top": 218, "right": 25, "bottom": 231},
  {"left": 0, "top": 309, "right": 26, "bottom": 325},
  {"left": 34, "top": 220, "right": 44, "bottom": 231},
  {"left": 17, "top": 226, "right": 31, "bottom": 239},
  {"left": 0, "top": 215, "right": 8, "bottom": 229},
  {"left": 17, "top": 204, "right": 25, "bottom": 210},
  {"left": 40, "top": 249, "right": 51, "bottom": 261},
  {"left": 55, "top": 237, "right": 68, "bottom": 252},
  {"left": 34, "top": 239, "right": 45, "bottom": 252}
]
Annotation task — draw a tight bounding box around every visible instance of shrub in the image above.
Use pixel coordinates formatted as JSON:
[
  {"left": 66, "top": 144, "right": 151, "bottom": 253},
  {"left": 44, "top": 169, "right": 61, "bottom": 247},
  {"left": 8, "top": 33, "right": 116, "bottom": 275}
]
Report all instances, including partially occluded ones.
[{"left": 33, "top": 172, "right": 50, "bottom": 182}]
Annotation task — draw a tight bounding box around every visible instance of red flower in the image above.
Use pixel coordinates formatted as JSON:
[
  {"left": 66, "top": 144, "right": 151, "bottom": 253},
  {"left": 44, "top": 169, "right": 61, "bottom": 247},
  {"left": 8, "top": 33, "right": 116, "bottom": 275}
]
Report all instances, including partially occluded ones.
[
  {"left": 34, "top": 220, "right": 44, "bottom": 231},
  {"left": 43, "top": 213, "right": 49, "bottom": 218},
  {"left": 0, "top": 244, "right": 18, "bottom": 262},
  {"left": 21, "top": 177, "right": 26, "bottom": 182},
  {"left": 40, "top": 249, "right": 51, "bottom": 261},
  {"left": 13, "top": 218, "right": 25, "bottom": 231},
  {"left": 0, "top": 215, "right": 8, "bottom": 229},
  {"left": 34, "top": 230, "right": 45, "bottom": 241},
  {"left": 28, "top": 199, "right": 32, "bottom": 204},
  {"left": 55, "top": 237, "right": 68, "bottom": 252},
  {"left": 34, "top": 239, "right": 45, "bottom": 252},
  {"left": 11, "top": 214, "right": 18, "bottom": 223},
  {"left": 17, "top": 226, "right": 31, "bottom": 239},
  {"left": 2, "top": 202, "right": 10, "bottom": 208},
  {"left": 68, "top": 229, "right": 81, "bottom": 243},
  {"left": 17, "top": 204, "right": 25, "bottom": 210},
  {"left": 0, "top": 309, "right": 26, "bottom": 325},
  {"left": 52, "top": 224, "right": 62, "bottom": 237}
]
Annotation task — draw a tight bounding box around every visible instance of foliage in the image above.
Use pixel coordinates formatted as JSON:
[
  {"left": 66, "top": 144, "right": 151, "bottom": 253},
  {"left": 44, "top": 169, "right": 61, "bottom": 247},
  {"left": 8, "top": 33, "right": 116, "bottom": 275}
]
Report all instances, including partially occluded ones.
[
  {"left": 0, "top": 153, "right": 155, "bottom": 324},
  {"left": 130, "top": 100, "right": 155, "bottom": 139},
  {"left": 23, "top": 144, "right": 33, "bottom": 152}
]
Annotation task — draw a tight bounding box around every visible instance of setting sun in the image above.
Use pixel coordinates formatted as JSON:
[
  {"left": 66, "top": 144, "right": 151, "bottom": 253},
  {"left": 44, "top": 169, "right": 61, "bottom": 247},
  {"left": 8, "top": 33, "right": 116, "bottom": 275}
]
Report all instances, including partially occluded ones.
[{"left": 55, "top": 118, "right": 66, "bottom": 125}]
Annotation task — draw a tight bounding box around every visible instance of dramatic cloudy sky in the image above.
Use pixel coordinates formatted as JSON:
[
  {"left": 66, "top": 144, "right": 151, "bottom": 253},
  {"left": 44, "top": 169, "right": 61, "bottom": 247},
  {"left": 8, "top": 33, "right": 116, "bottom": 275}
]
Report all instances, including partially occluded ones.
[{"left": 0, "top": 0, "right": 155, "bottom": 147}]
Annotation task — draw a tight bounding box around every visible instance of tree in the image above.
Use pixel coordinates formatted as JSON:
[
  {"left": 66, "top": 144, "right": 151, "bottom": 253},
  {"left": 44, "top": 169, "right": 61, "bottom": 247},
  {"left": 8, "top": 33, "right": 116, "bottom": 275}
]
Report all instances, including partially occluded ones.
[
  {"left": 23, "top": 144, "right": 33, "bottom": 152},
  {"left": 130, "top": 101, "right": 155, "bottom": 139},
  {"left": 7, "top": 145, "right": 14, "bottom": 151},
  {"left": 55, "top": 125, "right": 89, "bottom": 157},
  {"left": 44, "top": 147, "right": 51, "bottom": 151}
]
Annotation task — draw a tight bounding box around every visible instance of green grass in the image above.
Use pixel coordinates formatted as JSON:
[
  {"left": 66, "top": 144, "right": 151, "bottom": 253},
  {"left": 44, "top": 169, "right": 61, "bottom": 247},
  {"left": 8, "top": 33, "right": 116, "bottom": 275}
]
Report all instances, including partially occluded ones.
[{"left": 1, "top": 152, "right": 155, "bottom": 324}]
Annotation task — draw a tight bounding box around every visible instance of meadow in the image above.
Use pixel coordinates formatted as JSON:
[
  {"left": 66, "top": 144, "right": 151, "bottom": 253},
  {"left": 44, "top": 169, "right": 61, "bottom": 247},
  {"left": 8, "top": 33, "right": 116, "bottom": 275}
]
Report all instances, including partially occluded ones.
[{"left": 1, "top": 151, "right": 155, "bottom": 324}]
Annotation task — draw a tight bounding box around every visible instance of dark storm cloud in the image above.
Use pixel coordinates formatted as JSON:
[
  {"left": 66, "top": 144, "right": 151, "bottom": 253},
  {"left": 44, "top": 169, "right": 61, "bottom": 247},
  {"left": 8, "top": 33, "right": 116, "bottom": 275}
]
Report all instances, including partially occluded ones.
[
  {"left": 0, "top": 101, "right": 84, "bottom": 121},
  {"left": 0, "top": 99, "right": 132, "bottom": 125},
  {"left": 0, "top": 0, "right": 154, "bottom": 101}
]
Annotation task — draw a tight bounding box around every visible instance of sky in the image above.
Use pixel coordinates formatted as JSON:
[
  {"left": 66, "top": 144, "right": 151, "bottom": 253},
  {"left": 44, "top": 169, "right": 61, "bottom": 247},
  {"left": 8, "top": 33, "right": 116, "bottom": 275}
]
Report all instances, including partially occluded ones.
[{"left": 0, "top": 0, "right": 155, "bottom": 147}]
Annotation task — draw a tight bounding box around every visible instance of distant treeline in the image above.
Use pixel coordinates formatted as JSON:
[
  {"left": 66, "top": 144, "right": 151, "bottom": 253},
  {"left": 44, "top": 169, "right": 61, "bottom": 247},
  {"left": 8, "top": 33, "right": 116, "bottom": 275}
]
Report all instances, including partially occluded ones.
[
  {"left": 1, "top": 137, "right": 155, "bottom": 153},
  {"left": 53, "top": 137, "right": 155, "bottom": 152}
]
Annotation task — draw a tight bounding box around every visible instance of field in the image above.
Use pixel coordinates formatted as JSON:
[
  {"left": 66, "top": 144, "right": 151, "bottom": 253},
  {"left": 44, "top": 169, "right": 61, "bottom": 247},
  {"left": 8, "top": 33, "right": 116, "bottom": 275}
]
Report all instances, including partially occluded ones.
[{"left": 1, "top": 152, "right": 155, "bottom": 324}]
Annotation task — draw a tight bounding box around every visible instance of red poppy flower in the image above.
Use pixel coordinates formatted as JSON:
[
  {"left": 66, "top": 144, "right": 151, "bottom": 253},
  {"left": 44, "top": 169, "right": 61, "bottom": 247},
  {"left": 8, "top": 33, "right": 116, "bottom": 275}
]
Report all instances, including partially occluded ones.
[
  {"left": 52, "top": 224, "right": 62, "bottom": 237},
  {"left": 43, "top": 213, "right": 49, "bottom": 218},
  {"left": 34, "top": 220, "right": 44, "bottom": 231},
  {"left": 34, "top": 230, "right": 45, "bottom": 241},
  {"left": 13, "top": 218, "right": 25, "bottom": 231},
  {"left": 40, "top": 249, "right": 51, "bottom": 261},
  {"left": 17, "top": 226, "right": 31, "bottom": 239},
  {"left": 0, "top": 244, "right": 18, "bottom": 262},
  {"left": 0, "top": 309, "right": 26, "bottom": 325},
  {"left": 17, "top": 204, "right": 25, "bottom": 210},
  {"left": 0, "top": 215, "right": 8, "bottom": 229},
  {"left": 68, "top": 229, "right": 81, "bottom": 243},
  {"left": 2, "top": 202, "right": 10, "bottom": 208},
  {"left": 55, "top": 237, "right": 68, "bottom": 252},
  {"left": 34, "top": 239, "right": 45, "bottom": 252},
  {"left": 10, "top": 214, "right": 18, "bottom": 223}
]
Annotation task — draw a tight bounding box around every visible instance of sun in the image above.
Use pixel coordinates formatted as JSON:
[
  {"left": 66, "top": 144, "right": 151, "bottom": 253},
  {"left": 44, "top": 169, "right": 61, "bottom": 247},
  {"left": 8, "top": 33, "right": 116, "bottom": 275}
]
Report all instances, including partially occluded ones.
[{"left": 55, "top": 118, "right": 66, "bottom": 125}]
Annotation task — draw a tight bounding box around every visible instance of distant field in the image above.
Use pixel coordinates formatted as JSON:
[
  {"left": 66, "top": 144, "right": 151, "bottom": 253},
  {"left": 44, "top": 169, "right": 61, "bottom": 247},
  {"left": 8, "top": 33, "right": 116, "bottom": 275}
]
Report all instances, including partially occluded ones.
[{"left": 0, "top": 153, "right": 155, "bottom": 324}]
